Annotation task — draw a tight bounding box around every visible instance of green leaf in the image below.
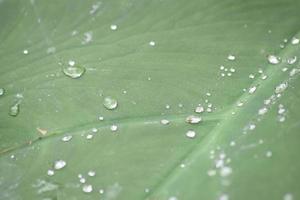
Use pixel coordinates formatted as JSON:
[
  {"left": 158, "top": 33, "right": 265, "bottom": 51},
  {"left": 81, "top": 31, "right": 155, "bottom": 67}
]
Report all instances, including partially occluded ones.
[{"left": 0, "top": 0, "right": 300, "bottom": 199}]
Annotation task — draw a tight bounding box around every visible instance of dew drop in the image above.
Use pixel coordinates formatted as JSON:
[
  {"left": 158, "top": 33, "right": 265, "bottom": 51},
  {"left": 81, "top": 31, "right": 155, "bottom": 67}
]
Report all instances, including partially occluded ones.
[
  {"left": 267, "top": 55, "right": 280, "bottom": 65},
  {"left": 258, "top": 107, "right": 268, "bottom": 115},
  {"left": 99, "top": 189, "right": 105, "bottom": 194},
  {"left": 275, "top": 82, "right": 288, "bottom": 94},
  {"left": 283, "top": 193, "right": 294, "bottom": 200},
  {"left": 186, "top": 130, "right": 196, "bottom": 139},
  {"left": 220, "top": 166, "right": 232, "bottom": 177},
  {"left": 266, "top": 151, "right": 272, "bottom": 157},
  {"left": 207, "top": 169, "right": 216, "bottom": 176},
  {"left": 186, "top": 115, "right": 202, "bottom": 124},
  {"left": 62, "top": 63, "right": 85, "bottom": 79},
  {"left": 149, "top": 41, "right": 155, "bottom": 46},
  {"left": 249, "top": 74, "right": 255, "bottom": 79},
  {"left": 23, "top": 49, "right": 29, "bottom": 55},
  {"left": 287, "top": 56, "right": 297, "bottom": 65},
  {"left": 54, "top": 160, "right": 66, "bottom": 170},
  {"left": 82, "top": 184, "right": 93, "bottom": 193},
  {"left": 248, "top": 86, "right": 257, "bottom": 94},
  {"left": 98, "top": 116, "right": 104, "bottom": 121},
  {"left": 261, "top": 74, "right": 268, "bottom": 80},
  {"left": 62, "top": 135, "right": 72, "bottom": 142},
  {"left": 86, "top": 134, "right": 94, "bottom": 140},
  {"left": 103, "top": 97, "right": 118, "bottom": 110}
]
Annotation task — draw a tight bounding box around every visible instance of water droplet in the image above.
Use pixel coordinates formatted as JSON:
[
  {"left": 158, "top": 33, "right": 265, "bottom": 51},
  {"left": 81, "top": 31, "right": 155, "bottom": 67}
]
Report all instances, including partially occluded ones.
[
  {"left": 88, "top": 170, "right": 96, "bottom": 177},
  {"left": 23, "top": 49, "right": 29, "bottom": 55},
  {"left": 168, "top": 196, "right": 178, "bottom": 200},
  {"left": 186, "top": 115, "right": 202, "bottom": 124},
  {"left": 110, "top": 24, "right": 117, "bottom": 30},
  {"left": 62, "top": 135, "right": 72, "bottom": 142},
  {"left": 99, "top": 189, "right": 105, "bottom": 194},
  {"left": 98, "top": 116, "right": 104, "bottom": 121},
  {"left": 249, "top": 74, "right": 255, "bottom": 79},
  {"left": 47, "top": 169, "right": 54, "bottom": 176},
  {"left": 54, "top": 160, "right": 66, "bottom": 170},
  {"left": 207, "top": 169, "right": 216, "bottom": 176},
  {"left": 266, "top": 151, "right": 272, "bottom": 157},
  {"left": 186, "top": 130, "right": 196, "bottom": 139},
  {"left": 82, "top": 31, "right": 93, "bottom": 44},
  {"left": 110, "top": 125, "right": 118, "bottom": 132},
  {"left": 275, "top": 82, "right": 288, "bottom": 94},
  {"left": 248, "top": 86, "right": 257, "bottom": 94},
  {"left": 195, "top": 105, "right": 204, "bottom": 113},
  {"left": 68, "top": 60, "right": 75, "bottom": 66},
  {"left": 289, "top": 68, "right": 300, "bottom": 76},
  {"left": 165, "top": 104, "right": 171, "bottom": 109},
  {"left": 0, "top": 88, "right": 4, "bottom": 96},
  {"left": 103, "top": 97, "right": 118, "bottom": 110},
  {"left": 9, "top": 102, "right": 20, "bottom": 116},
  {"left": 229, "top": 68, "right": 235, "bottom": 72},
  {"left": 219, "top": 194, "right": 229, "bottom": 200},
  {"left": 82, "top": 184, "right": 93, "bottom": 193},
  {"left": 291, "top": 37, "right": 299, "bottom": 45},
  {"left": 227, "top": 54, "right": 236, "bottom": 61},
  {"left": 267, "top": 55, "right": 280, "bottom": 65},
  {"left": 230, "top": 141, "right": 236, "bottom": 146},
  {"left": 261, "top": 74, "right": 268, "bottom": 80},
  {"left": 220, "top": 65, "right": 225, "bottom": 70},
  {"left": 160, "top": 119, "right": 170, "bottom": 125},
  {"left": 287, "top": 56, "right": 297, "bottom": 65},
  {"left": 86, "top": 134, "right": 94, "bottom": 140},
  {"left": 149, "top": 41, "right": 155, "bottom": 46},
  {"left": 62, "top": 63, "right": 85, "bottom": 79},
  {"left": 80, "top": 178, "right": 86, "bottom": 183},
  {"left": 220, "top": 166, "right": 232, "bottom": 177},
  {"left": 278, "top": 115, "right": 286, "bottom": 122}
]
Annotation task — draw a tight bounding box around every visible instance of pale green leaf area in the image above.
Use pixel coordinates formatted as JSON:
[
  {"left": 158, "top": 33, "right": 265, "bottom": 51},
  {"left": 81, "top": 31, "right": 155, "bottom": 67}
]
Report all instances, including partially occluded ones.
[{"left": 0, "top": 0, "right": 300, "bottom": 199}]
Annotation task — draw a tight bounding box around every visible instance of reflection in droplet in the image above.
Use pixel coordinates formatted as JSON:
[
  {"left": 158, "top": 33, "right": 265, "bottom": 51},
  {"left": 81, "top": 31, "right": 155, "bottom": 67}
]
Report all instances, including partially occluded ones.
[
  {"left": 62, "top": 63, "right": 85, "bottom": 79},
  {"left": 186, "top": 115, "right": 202, "bottom": 124}
]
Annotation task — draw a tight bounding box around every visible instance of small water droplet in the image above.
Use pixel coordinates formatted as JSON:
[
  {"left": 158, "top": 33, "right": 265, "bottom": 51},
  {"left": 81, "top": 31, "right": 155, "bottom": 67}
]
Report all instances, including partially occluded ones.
[
  {"left": 62, "top": 63, "right": 85, "bottom": 79},
  {"left": 103, "top": 97, "right": 118, "bottom": 110},
  {"left": 149, "top": 41, "right": 155, "bottom": 46},
  {"left": 220, "top": 166, "right": 232, "bottom": 177},
  {"left": 54, "top": 160, "right": 66, "bottom": 170},
  {"left": 86, "top": 134, "right": 94, "bottom": 140},
  {"left": 0, "top": 88, "right": 4, "bottom": 96},
  {"left": 23, "top": 49, "right": 29, "bottom": 55},
  {"left": 99, "top": 189, "right": 105, "bottom": 194},
  {"left": 186, "top": 130, "right": 196, "bottom": 139},
  {"left": 261, "top": 74, "right": 268, "bottom": 80},
  {"left": 220, "top": 65, "right": 225, "bottom": 70},
  {"left": 249, "top": 74, "right": 255, "bottom": 79},
  {"left": 267, "top": 55, "right": 280, "bottom": 65},
  {"left": 186, "top": 115, "right": 202, "bottom": 124},
  {"left": 110, "top": 125, "right": 118, "bottom": 132},
  {"left": 229, "top": 68, "right": 235, "bottom": 72},
  {"left": 82, "top": 184, "right": 93, "bottom": 193},
  {"left": 160, "top": 119, "right": 170, "bottom": 125},
  {"left": 266, "top": 151, "right": 272, "bottom": 157},
  {"left": 9, "top": 102, "right": 20, "bottom": 116},
  {"left": 248, "top": 86, "right": 257, "bottom": 94},
  {"left": 227, "top": 54, "right": 236, "bottom": 61},
  {"left": 88, "top": 170, "right": 96, "bottom": 177},
  {"left": 195, "top": 105, "right": 204, "bottom": 113},
  {"left": 207, "top": 169, "right": 216, "bottom": 176},
  {"left": 258, "top": 107, "right": 268, "bottom": 115},
  {"left": 110, "top": 24, "right": 117, "bottom": 30},
  {"left": 98, "top": 116, "right": 104, "bottom": 121},
  {"left": 283, "top": 193, "right": 294, "bottom": 200},
  {"left": 219, "top": 194, "right": 229, "bottom": 200},
  {"left": 62, "top": 135, "right": 72, "bottom": 142},
  {"left": 47, "top": 169, "right": 55, "bottom": 176}
]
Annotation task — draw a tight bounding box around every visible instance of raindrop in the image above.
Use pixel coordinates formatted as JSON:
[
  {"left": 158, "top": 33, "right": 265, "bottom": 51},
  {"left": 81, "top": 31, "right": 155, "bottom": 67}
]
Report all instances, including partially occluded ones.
[
  {"left": 248, "top": 86, "right": 257, "bottom": 94},
  {"left": 267, "top": 55, "right": 280, "bottom": 65},
  {"left": 82, "top": 184, "right": 93, "bottom": 193},
  {"left": 186, "top": 130, "right": 196, "bottom": 139},
  {"left": 103, "top": 97, "right": 118, "bottom": 110},
  {"left": 186, "top": 115, "right": 202, "bottom": 124},
  {"left": 23, "top": 49, "right": 29, "bottom": 55},
  {"left": 62, "top": 63, "right": 85, "bottom": 79},
  {"left": 9, "top": 102, "right": 20, "bottom": 117},
  {"left": 54, "top": 160, "right": 66, "bottom": 170},
  {"left": 62, "top": 135, "right": 72, "bottom": 142}
]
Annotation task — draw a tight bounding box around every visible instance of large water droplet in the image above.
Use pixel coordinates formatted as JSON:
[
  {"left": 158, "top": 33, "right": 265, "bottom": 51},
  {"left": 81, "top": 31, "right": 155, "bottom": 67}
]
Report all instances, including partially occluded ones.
[
  {"left": 267, "top": 55, "right": 280, "bottom": 65},
  {"left": 103, "top": 97, "right": 118, "bottom": 110},
  {"left": 62, "top": 62, "right": 85, "bottom": 79},
  {"left": 54, "top": 160, "right": 66, "bottom": 170},
  {"left": 9, "top": 102, "right": 20, "bottom": 116}
]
